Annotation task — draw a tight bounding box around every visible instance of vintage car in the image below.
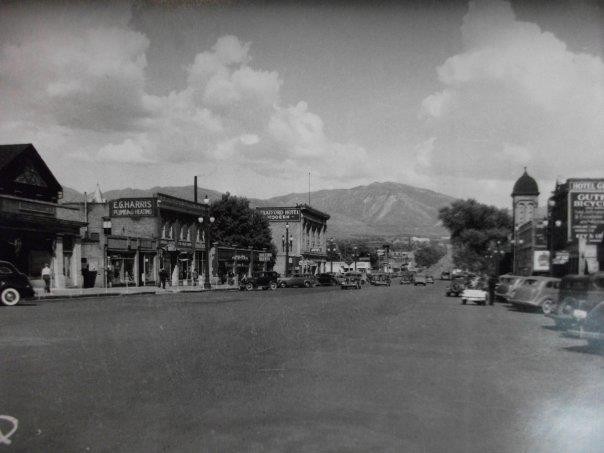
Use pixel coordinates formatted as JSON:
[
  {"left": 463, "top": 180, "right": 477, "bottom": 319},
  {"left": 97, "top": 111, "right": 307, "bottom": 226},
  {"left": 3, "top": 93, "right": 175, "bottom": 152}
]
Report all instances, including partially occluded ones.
[
  {"left": 239, "top": 271, "right": 280, "bottom": 291},
  {"left": 414, "top": 274, "right": 427, "bottom": 286},
  {"left": 425, "top": 275, "right": 435, "bottom": 284},
  {"left": 567, "top": 301, "right": 604, "bottom": 347},
  {"left": 0, "top": 260, "right": 35, "bottom": 306},
  {"left": 440, "top": 271, "right": 451, "bottom": 280},
  {"left": 370, "top": 273, "right": 391, "bottom": 287},
  {"left": 400, "top": 272, "right": 414, "bottom": 285},
  {"left": 340, "top": 272, "right": 363, "bottom": 290},
  {"left": 316, "top": 273, "right": 339, "bottom": 286},
  {"left": 494, "top": 274, "right": 526, "bottom": 302},
  {"left": 508, "top": 276, "right": 560, "bottom": 311},
  {"left": 546, "top": 273, "right": 604, "bottom": 329},
  {"left": 446, "top": 276, "right": 466, "bottom": 297},
  {"left": 277, "top": 273, "right": 317, "bottom": 288}
]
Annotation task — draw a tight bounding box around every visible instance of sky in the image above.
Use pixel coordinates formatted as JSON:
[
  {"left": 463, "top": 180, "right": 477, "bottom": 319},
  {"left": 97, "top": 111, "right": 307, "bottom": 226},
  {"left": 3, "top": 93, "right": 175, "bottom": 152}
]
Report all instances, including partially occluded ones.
[{"left": 0, "top": 0, "right": 602, "bottom": 208}]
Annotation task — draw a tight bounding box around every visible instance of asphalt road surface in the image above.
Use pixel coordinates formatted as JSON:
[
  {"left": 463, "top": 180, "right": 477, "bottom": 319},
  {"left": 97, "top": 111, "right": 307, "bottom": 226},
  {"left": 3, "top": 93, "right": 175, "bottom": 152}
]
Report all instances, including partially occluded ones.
[{"left": 2, "top": 281, "right": 603, "bottom": 452}]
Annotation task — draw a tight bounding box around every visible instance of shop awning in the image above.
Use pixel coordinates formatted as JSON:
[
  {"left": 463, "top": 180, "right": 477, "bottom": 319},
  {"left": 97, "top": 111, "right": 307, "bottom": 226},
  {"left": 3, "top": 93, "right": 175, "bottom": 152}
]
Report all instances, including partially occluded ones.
[{"left": 0, "top": 211, "right": 85, "bottom": 234}]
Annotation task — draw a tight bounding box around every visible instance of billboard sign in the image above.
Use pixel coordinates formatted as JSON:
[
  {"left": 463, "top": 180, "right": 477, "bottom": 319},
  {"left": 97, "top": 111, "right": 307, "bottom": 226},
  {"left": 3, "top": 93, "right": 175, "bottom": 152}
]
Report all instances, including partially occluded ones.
[
  {"left": 110, "top": 198, "right": 157, "bottom": 217},
  {"left": 569, "top": 179, "right": 604, "bottom": 244},
  {"left": 533, "top": 250, "right": 550, "bottom": 272},
  {"left": 257, "top": 207, "right": 301, "bottom": 222}
]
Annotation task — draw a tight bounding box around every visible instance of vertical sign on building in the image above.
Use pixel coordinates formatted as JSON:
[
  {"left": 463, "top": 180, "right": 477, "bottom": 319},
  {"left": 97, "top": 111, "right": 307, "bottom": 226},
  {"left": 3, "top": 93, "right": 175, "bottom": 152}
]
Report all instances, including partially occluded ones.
[{"left": 568, "top": 180, "right": 604, "bottom": 244}]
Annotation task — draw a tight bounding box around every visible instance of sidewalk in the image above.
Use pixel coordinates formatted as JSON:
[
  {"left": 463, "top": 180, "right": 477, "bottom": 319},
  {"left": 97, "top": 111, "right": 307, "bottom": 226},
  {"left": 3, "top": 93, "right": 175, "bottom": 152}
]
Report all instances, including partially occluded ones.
[{"left": 34, "top": 284, "right": 238, "bottom": 300}]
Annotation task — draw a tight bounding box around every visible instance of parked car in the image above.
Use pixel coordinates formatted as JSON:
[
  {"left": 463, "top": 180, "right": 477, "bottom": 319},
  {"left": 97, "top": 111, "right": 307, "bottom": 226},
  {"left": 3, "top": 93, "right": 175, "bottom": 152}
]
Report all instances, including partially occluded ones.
[
  {"left": 440, "top": 271, "right": 451, "bottom": 280},
  {"left": 278, "top": 273, "right": 317, "bottom": 288},
  {"left": 446, "top": 276, "right": 466, "bottom": 297},
  {"left": 340, "top": 272, "right": 362, "bottom": 290},
  {"left": 494, "top": 274, "right": 526, "bottom": 302},
  {"left": 414, "top": 275, "right": 427, "bottom": 286},
  {"left": 370, "top": 273, "right": 391, "bottom": 287},
  {"left": 239, "top": 271, "right": 280, "bottom": 291},
  {"left": 508, "top": 276, "right": 560, "bottom": 311},
  {"left": 425, "top": 275, "right": 435, "bottom": 284},
  {"left": 316, "top": 273, "right": 339, "bottom": 286},
  {"left": 0, "top": 260, "right": 35, "bottom": 306},
  {"left": 567, "top": 301, "right": 604, "bottom": 348},
  {"left": 547, "top": 273, "right": 604, "bottom": 329},
  {"left": 461, "top": 278, "right": 490, "bottom": 305},
  {"left": 400, "top": 272, "right": 414, "bottom": 285}
]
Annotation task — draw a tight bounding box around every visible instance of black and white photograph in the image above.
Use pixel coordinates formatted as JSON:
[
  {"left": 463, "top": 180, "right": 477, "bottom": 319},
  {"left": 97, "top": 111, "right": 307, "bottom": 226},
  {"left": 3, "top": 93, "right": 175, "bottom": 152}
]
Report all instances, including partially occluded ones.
[{"left": 0, "top": 0, "right": 603, "bottom": 451}]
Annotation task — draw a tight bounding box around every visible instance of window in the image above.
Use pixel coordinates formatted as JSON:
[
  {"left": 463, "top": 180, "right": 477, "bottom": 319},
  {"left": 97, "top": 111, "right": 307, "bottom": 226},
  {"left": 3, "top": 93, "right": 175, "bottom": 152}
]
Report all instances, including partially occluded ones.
[{"left": 0, "top": 265, "right": 14, "bottom": 275}]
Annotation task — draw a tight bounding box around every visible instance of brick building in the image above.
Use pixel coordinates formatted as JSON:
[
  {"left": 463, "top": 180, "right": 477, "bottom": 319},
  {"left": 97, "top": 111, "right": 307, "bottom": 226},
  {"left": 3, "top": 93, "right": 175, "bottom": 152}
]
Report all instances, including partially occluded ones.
[{"left": 257, "top": 204, "right": 330, "bottom": 276}]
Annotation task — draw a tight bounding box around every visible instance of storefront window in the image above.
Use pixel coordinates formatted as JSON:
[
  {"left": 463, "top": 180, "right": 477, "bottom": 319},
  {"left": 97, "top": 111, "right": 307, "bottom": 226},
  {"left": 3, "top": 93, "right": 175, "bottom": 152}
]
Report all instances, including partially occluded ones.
[
  {"left": 109, "top": 254, "right": 135, "bottom": 286},
  {"left": 142, "top": 254, "right": 155, "bottom": 285}
]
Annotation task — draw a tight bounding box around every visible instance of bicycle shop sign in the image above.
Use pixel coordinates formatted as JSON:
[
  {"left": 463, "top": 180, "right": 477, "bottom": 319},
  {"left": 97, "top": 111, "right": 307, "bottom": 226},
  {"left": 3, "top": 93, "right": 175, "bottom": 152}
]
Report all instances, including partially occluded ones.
[
  {"left": 569, "top": 179, "right": 604, "bottom": 244},
  {"left": 110, "top": 198, "right": 157, "bottom": 217},
  {"left": 257, "top": 207, "right": 301, "bottom": 222}
]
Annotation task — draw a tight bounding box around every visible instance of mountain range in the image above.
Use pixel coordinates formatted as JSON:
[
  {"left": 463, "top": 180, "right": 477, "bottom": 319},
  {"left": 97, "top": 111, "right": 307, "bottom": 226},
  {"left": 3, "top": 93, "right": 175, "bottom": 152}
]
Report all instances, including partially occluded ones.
[{"left": 62, "top": 181, "right": 455, "bottom": 239}]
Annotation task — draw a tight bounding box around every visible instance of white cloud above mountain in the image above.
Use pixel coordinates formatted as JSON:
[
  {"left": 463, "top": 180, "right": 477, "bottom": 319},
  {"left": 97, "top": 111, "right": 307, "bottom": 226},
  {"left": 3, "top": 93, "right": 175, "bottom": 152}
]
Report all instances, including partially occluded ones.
[{"left": 419, "top": 0, "right": 604, "bottom": 185}]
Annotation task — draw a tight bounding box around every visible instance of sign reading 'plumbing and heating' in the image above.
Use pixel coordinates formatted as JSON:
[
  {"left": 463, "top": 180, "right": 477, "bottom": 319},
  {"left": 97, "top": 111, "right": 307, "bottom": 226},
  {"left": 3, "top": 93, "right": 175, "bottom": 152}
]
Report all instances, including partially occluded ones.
[
  {"left": 110, "top": 198, "right": 157, "bottom": 217},
  {"left": 256, "top": 207, "right": 301, "bottom": 222}
]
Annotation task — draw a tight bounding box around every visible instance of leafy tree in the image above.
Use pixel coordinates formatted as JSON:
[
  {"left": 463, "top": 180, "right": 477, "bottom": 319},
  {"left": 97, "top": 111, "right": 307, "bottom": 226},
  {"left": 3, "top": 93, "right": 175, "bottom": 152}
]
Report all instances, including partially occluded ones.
[
  {"left": 209, "top": 193, "right": 276, "bottom": 254},
  {"left": 414, "top": 242, "right": 447, "bottom": 268},
  {"left": 438, "top": 199, "right": 512, "bottom": 272}
]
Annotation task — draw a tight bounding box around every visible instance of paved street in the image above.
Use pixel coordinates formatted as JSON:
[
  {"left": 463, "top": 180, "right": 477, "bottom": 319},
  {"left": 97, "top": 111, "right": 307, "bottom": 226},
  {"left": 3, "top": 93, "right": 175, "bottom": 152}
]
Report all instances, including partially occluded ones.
[{"left": 2, "top": 281, "right": 603, "bottom": 452}]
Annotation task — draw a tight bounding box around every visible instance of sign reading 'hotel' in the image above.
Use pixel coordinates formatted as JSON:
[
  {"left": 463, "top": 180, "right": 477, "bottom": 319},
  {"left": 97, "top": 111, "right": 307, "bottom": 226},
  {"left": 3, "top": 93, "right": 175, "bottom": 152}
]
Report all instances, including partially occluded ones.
[
  {"left": 568, "top": 179, "right": 604, "bottom": 244},
  {"left": 257, "top": 207, "right": 301, "bottom": 222},
  {"left": 110, "top": 198, "right": 157, "bottom": 217}
]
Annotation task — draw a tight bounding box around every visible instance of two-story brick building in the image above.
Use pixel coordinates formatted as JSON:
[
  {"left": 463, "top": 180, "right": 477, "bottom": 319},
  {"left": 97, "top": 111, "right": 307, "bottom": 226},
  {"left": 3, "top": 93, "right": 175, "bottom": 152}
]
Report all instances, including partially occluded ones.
[{"left": 257, "top": 204, "right": 330, "bottom": 276}]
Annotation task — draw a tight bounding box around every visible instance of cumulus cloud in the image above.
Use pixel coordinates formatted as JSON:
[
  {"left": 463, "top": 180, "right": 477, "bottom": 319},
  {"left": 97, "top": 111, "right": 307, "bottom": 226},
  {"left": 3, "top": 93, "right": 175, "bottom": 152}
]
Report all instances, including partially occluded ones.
[
  {"left": 0, "top": 12, "right": 371, "bottom": 190},
  {"left": 419, "top": 0, "right": 604, "bottom": 183}
]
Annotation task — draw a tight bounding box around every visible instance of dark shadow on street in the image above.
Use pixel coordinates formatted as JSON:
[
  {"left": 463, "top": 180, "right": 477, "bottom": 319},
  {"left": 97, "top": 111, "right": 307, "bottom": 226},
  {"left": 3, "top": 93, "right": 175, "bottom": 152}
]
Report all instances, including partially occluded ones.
[{"left": 562, "top": 344, "right": 604, "bottom": 356}]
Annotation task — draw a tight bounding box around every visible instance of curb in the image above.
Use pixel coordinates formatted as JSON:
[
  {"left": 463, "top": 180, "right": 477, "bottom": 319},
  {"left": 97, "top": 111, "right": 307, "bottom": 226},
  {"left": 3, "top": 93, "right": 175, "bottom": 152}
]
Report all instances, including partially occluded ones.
[{"left": 33, "top": 286, "right": 239, "bottom": 301}]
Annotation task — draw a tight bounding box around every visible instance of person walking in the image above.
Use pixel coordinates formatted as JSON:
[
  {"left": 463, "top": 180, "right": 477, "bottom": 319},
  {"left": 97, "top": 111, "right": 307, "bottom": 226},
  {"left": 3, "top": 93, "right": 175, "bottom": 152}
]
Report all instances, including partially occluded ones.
[
  {"left": 41, "top": 263, "right": 51, "bottom": 293},
  {"left": 159, "top": 266, "right": 168, "bottom": 289}
]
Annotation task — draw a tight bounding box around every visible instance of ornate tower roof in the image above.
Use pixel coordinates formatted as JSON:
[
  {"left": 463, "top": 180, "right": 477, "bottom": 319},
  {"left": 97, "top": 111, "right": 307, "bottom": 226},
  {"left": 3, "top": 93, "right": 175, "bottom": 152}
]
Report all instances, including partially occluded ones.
[{"left": 512, "top": 168, "right": 539, "bottom": 197}]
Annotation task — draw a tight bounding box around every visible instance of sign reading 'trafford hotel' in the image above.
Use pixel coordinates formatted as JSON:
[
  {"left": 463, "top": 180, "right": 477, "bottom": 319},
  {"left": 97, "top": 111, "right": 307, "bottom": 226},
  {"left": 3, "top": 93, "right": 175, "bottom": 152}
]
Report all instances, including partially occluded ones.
[
  {"left": 110, "top": 198, "right": 157, "bottom": 217},
  {"left": 257, "top": 207, "right": 301, "bottom": 222}
]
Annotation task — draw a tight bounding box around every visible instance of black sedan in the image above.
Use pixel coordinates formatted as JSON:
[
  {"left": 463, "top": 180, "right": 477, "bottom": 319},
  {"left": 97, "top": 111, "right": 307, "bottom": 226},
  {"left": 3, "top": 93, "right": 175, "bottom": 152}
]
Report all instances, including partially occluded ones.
[
  {"left": 0, "top": 260, "right": 35, "bottom": 306},
  {"left": 317, "top": 273, "right": 339, "bottom": 286}
]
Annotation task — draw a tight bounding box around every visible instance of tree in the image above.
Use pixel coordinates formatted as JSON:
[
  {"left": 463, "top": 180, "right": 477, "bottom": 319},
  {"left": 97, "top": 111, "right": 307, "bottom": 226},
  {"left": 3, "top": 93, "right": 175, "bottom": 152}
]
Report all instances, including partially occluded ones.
[
  {"left": 414, "top": 242, "right": 447, "bottom": 268},
  {"left": 209, "top": 193, "right": 275, "bottom": 254},
  {"left": 438, "top": 199, "right": 512, "bottom": 273}
]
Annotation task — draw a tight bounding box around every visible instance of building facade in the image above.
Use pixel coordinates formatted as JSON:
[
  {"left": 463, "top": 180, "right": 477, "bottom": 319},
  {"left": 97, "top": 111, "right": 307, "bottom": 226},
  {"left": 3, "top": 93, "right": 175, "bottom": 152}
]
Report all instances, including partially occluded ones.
[
  {"left": 548, "top": 179, "right": 604, "bottom": 276},
  {"left": 0, "top": 144, "right": 86, "bottom": 289},
  {"left": 511, "top": 169, "right": 541, "bottom": 274},
  {"left": 257, "top": 204, "right": 330, "bottom": 276}
]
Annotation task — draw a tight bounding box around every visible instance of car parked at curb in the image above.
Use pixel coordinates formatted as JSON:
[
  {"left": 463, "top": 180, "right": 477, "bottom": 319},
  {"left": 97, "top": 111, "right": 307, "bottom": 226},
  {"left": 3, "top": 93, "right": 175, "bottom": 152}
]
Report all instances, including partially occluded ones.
[
  {"left": 239, "top": 271, "right": 280, "bottom": 291},
  {"left": 508, "top": 276, "right": 560, "bottom": 311},
  {"left": 440, "top": 271, "right": 451, "bottom": 280},
  {"left": 425, "top": 275, "right": 435, "bottom": 284},
  {"left": 494, "top": 274, "right": 526, "bottom": 302},
  {"left": 414, "top": 275, "right": 427, "bottom": 286},
  {"left": 370, "top": 273, "right": 391, "bottom": 287},
  {"left": 0, "top": 260, "right": 35, "bottom": 306},
  {"left": 278, "top": 273, "right": 317, "bottom": 288},
  {"left": 567, "top": 301, "right": 604, "bottom": 348},
  {"left": 546, "top": 273, "right": 604, "bottom": 329},
  {"left": 317, "top": 273, "right": 339, "bottom": 286},
  {"left": 340, "top": 272, "right": 363, "bottom": 290}
]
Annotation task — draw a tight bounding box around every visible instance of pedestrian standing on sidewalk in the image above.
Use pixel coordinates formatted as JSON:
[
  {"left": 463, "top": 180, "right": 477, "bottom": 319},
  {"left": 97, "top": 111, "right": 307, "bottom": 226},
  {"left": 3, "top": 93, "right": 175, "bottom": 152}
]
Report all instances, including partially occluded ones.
[
  {"left": 159, "top": 266, "right": 168, "bottom": 289},
  {"left": 41, "top": 263, "right": 51, "bottom": 293}
]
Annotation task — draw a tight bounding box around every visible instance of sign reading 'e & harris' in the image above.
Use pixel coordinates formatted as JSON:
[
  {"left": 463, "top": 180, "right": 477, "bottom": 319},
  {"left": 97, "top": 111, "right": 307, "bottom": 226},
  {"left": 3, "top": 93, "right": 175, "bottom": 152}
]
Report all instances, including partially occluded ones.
[
  {"left": 257, "top": 207, "right": 301, "bottom": 222},
  {"left": 110, "top": 198, "right": 157, "bottom": 217}
]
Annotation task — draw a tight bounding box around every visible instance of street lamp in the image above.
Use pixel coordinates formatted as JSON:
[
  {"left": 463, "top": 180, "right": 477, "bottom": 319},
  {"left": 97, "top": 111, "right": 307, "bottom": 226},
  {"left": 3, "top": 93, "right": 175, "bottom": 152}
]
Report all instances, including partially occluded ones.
[
  {"left": 198, "top": 195, "right": 215, "bottom": 289},
  {"left": 353, "top": 246, "right": 358, "bottom": 271},
  {"left": 327, "top": 237, "right": 336, "bottom": 273}
]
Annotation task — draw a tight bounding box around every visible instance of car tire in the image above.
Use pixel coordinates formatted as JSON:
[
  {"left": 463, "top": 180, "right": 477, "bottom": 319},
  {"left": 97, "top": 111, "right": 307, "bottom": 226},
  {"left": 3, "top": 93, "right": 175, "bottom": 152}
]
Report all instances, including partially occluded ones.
[
  {"left": 541, "top": 299, "right": 554, "bottom": 315},
  {"left": 245, "top": 282, "right": 253, "bottom": 291},
  {"left": 304, "top": 281, "right": 311, "bottom": 288},
  {"left": 269, "top": 282, "right": 277, "bottom": 291},
  {"left": 1, "top": 287, "right": 21, "bottom": 306},
  {"left": 279, "top": 282, "right": 287, "bottom": 288}
]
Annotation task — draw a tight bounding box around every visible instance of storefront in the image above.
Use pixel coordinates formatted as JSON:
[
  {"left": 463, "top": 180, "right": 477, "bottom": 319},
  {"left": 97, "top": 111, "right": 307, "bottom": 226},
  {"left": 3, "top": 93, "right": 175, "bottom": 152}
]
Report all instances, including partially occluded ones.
[{"left": 0, "top": 144, "right": 85, "bottom": 288}]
